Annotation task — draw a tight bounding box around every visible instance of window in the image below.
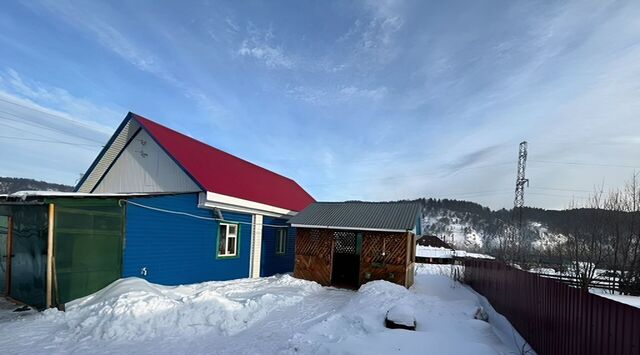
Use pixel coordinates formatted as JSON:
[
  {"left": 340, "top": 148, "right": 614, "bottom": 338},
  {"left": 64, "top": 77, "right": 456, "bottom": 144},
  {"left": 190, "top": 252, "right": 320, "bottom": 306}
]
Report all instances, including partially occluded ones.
[
  {"left": 276, "top": 228, "right": 287, "bottom": 254},
  {"left": 218, "top": 223, "right": 239, "bottom": 258}
]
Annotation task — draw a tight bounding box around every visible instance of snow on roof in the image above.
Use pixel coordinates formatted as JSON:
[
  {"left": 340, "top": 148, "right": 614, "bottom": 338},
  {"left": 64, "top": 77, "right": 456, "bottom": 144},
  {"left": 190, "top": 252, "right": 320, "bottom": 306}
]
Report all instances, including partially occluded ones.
[
  {"left": 7, "top": 191, "right": 151, "bottom": 201},
  {"left": 416, "top": 246, "right": 455, "bottom": 259},
  {"left": 416, "top": 245, "right": 495, "bottom": 260}
]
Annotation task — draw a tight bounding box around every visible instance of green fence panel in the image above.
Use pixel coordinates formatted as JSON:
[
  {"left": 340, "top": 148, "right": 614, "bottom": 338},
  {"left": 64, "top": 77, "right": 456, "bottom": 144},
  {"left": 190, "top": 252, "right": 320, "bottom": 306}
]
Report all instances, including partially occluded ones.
[
  {"left": 51, "top": 198, "right": 123, "bottom": 304},
  {"left": 0, "top": 216, "right": 7, "bottom": 294}
]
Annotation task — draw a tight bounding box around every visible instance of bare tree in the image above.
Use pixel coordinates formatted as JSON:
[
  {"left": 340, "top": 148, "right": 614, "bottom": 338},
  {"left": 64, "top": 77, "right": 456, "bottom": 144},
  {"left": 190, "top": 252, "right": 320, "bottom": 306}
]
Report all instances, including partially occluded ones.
[{"left": 561, "top": 187, "right": 609, "bottom": 291}]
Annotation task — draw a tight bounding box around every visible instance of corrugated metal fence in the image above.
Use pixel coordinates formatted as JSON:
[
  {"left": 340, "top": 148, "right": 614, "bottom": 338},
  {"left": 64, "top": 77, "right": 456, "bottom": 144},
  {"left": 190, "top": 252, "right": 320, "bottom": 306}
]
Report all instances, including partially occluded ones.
[{"left": 465, "top": 259, "right": 640, "bottom": 355}]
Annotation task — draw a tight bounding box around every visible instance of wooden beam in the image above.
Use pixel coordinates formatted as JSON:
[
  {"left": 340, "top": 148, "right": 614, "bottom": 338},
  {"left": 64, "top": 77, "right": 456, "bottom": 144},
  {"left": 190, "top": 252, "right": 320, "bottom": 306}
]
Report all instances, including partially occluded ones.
[
  {"left": 46, "top": 203, "right": 55, "bottom": 308},
  {"left": 5, "top": 216, "right": 12, "bottom": 296}
]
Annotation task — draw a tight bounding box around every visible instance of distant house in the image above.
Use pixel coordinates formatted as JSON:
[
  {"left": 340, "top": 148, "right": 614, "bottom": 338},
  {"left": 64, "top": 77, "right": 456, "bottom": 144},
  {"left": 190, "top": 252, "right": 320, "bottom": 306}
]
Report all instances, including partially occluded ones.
[
  {"left": 288, "top": 201, "right": 422, "bottom": 289},
  {"left": 415, "top": 235, "right": 456, "bottom": 264},
  {"left": 415, "top": 235, "right": 495, "bottom": 264},
  {"left": 0, "top": 112, "right": 314, "bottom": 308}
]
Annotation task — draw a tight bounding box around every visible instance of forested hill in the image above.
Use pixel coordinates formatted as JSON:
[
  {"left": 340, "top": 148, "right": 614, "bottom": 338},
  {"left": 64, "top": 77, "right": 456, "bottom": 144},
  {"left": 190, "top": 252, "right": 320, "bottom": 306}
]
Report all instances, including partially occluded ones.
[
  {"left": 419, "top": 198, "right": 614, "bottom": 253},
  {"left": 0, "top": 177, "right": 74, "bottom": 194}
]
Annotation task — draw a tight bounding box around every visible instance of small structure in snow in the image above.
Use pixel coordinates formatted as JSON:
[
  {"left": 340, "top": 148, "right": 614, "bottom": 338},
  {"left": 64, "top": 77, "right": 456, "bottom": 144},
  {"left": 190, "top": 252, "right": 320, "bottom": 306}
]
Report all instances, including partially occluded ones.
[
  {"left": 385, "top": 304, "right": 416, "bottom": 330},
  {"left": 289, "top": 201, "right": 421, "bottom": 289}
]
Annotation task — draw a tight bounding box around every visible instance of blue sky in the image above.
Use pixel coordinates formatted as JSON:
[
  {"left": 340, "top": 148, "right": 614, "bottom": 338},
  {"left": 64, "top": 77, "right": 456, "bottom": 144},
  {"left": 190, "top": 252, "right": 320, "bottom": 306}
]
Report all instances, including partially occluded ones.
[{"left": 1, "top": 0, "right": 640, "bottom": 209}]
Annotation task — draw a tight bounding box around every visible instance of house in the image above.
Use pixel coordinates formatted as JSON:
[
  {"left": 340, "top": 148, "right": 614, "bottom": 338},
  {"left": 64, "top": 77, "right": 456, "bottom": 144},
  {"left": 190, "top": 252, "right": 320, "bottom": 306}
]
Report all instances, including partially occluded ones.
[
  {"left": 0, "top": 112, "right": 314, "bottom": 308},
  {"left": 288, "top": 201, "right": 422, "bottom": 289},
  {"left": 415, "top": 235, "right": 456, "bottom": 264},
  {"left": 415, "top": 235, "right": 495, "bottom": 264}
]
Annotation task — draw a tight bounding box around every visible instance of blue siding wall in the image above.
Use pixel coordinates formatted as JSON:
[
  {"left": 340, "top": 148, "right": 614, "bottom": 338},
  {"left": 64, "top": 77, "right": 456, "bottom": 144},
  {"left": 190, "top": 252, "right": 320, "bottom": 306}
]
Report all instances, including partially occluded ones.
[
  {"left": 124, "top": 193, "right": 252, "bottom": 285},
  {"left": 260, "top": 217, "right": 295, "bottom": 277}
]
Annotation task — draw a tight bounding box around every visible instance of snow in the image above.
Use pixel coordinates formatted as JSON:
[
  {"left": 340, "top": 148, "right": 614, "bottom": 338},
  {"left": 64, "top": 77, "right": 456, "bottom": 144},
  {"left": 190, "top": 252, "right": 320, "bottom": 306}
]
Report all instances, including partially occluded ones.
[
  {"left": 596, "top": 294, "right": 640, "bottom": 309},
  {"left": 530, "top": 222, "right": 566, "bottom": 252},
  {"left": 8, "top": 191, "right": 149, "bottom": 200},
  {"left": 0, "top": 270, "right": 530, "bottom": 354},
  {"left": 386, "top": 304, "right": 416, "bottom": 327},
  {"left": 422, "top": 213, "right": 484, "bottom": 249},
  {"left": 416, "top": 245, "right": 454, "bottom": 258},
  {"left": 416, "top": 245, "right": 494, "bottom": 260}
]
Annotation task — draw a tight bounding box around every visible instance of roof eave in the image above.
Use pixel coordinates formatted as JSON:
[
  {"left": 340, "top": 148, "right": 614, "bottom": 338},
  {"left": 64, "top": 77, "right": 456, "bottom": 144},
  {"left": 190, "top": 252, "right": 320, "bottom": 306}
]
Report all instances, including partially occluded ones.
[{"left": 289, "top": 223, "right": 410, "bottom": 233}]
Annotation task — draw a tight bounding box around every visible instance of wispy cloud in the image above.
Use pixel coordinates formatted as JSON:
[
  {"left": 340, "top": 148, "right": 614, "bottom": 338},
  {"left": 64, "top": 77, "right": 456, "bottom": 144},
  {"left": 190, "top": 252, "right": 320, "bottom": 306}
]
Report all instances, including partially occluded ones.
[
  {"left": 237, "top": 26, "right": 296, "bottom": 69},
  {"left": 4, "top": 1, "right": 640, "bottom": 209},
  {"left": 29, "top": 1, "right": 229, "bottom": 120},
  {"left": 286, "top": 84, "right": 388, "bottom": 105},
  {"left": 0, "top": 69, "right": 123, "bottom": 184},
  {"left": 0, "top": 68, "right": 119, "bottom": 135}
]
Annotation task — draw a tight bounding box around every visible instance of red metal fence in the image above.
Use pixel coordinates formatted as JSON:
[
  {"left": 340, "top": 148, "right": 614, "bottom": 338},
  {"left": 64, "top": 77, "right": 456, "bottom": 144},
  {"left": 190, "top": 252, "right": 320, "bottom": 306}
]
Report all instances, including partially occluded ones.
[{"left": 465, "top": 259, "right": 640, "bottom": 355}]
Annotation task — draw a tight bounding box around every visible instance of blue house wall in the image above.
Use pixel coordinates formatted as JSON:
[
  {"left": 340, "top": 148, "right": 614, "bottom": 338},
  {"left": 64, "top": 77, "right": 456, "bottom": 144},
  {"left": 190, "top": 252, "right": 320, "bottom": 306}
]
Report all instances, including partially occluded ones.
[
  {"left": 260, "top": 217, "right": 295, "bottom": 277},
  {"left": 123, "top": 193, "right": 252, "bottom": 285}
]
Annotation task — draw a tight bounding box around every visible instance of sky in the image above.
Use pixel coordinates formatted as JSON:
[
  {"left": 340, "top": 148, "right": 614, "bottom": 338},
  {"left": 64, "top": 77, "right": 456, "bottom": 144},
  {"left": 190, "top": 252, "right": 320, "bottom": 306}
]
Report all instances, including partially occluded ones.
[{"left": 1, "top": 0, "right": 640, "bottom": 210}]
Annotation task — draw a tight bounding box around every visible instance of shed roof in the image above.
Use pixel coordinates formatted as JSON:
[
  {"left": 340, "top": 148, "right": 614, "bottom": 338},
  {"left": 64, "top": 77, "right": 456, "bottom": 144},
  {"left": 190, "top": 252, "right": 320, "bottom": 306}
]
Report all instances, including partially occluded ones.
[
  {"left": 288, "top": 201, "right": 421, "bottom": 232},
  {"left": 417, "top": 235, "right": 454, "bottom": 250}
]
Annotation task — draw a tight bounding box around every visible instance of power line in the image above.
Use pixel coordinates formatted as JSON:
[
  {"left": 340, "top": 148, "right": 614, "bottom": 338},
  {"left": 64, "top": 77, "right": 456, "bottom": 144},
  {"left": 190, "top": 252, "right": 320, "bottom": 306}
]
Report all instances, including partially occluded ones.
[
  {"left": 0, "top": 110, "right": 106, "bottom": 144},
  {"left": 529, "top": 186, "right": 592, "bottom": 193},
  {"left": 0, "top": 120, "right": 103, "bottom": 151},
  {"left": 121, "top": 199, "right": 289, "bottom": 228},
  {"left": 0, "top": 96, "right": 112, "bottom": 135},
  {"left": 529, "top": 159, "right": 640, "bottom": 170},
  {"left": 528, "top": 192, "right": 588, "bottom": 199},
  {"left": 0, "top": 135, "right": 102, "bottom": 147}
]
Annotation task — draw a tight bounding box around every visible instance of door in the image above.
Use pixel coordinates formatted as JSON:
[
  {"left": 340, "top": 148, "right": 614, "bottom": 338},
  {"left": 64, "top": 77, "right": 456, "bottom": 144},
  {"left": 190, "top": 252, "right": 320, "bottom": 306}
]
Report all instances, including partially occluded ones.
[
  {"left": 0, "top": 216, "right": 7, "bottom": 294},
  {"left": 331, "top": 231, "right": 361, "bottom": 288}
]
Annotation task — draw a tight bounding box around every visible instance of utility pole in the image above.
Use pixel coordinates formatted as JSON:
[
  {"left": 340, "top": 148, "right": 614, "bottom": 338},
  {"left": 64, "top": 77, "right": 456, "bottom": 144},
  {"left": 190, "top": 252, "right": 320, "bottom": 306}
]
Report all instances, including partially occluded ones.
[{"left": 514, "top": 141, "right": 529, "bottom": 227}]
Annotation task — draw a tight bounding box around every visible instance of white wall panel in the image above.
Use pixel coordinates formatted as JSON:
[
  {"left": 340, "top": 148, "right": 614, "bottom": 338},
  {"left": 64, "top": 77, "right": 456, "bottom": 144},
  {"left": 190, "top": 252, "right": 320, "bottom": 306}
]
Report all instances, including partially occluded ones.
[{"left": 93, "top": 130, "right": 200, "bottom": 193}]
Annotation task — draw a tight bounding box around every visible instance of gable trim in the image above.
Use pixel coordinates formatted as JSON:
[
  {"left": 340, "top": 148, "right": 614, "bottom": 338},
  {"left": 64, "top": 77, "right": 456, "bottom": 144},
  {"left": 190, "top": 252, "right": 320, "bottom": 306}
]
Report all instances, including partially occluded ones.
[
  {"left": 75, "top": 112, "right": 134, "bottom": 192},
  {"left": 90, "top": 127, "right": 142, "bottom": 193}
]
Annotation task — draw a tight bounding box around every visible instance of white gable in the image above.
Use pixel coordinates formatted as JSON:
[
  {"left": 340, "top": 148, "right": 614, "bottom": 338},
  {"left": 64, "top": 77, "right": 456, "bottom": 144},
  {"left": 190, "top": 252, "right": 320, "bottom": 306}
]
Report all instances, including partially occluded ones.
[{"left": 93, "top": 129, "right": 200, "bottom": 193}]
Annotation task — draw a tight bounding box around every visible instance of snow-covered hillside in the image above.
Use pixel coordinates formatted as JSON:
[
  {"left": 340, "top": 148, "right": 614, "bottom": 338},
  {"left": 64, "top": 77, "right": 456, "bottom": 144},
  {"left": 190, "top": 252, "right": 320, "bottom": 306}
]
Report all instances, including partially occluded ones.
[
  {"left": 0, "top": 269, "right": 529, "bottom": 354},
  {"left": 422, "top": 211, "right": 485, "bottom": 249},
  {"left": 0, "top": 177, "right": 73, "bottom": 194},
  {"left": 422, "top": 208, "right": 566, "bottom": 252},
  {"left": 529, "top": 222, "right": 567, "bottom": 252}
]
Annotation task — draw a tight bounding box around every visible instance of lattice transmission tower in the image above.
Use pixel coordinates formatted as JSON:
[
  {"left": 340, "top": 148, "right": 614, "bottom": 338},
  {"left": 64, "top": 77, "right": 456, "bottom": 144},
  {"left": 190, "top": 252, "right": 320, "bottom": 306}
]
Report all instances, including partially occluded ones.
[{"left": 514, "top": 141, "right": 529, "bottom": 225}]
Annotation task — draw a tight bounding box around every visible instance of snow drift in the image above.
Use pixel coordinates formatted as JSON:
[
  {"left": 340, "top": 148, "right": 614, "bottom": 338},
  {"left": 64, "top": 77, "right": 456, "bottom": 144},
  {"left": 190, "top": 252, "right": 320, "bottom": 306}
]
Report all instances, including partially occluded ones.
[{"left": 43, "top": 275, "right": 322, "bottom": 341}]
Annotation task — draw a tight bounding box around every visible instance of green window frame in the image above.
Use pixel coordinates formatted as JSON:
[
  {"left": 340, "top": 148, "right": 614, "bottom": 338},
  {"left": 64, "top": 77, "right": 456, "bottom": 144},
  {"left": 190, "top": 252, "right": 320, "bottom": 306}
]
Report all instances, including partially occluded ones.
[
  {"left": 276, "top": 228, "right": 287, "bottom": 255},
  {"left": 217, "top": 222, "right": 240, "bottom": 259}
]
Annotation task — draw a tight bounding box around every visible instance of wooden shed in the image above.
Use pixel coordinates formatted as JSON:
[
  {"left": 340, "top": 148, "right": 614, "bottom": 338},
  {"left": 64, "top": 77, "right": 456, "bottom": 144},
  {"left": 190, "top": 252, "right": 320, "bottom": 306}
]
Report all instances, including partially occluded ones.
[{"left": 289, "top": 201, "right": 421, "bottom": 289}]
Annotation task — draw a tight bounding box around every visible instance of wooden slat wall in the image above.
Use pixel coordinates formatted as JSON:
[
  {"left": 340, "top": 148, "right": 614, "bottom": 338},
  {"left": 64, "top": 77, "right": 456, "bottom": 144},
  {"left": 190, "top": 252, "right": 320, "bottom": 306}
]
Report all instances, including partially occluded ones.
[
  {"left": 360, "top": 231, "right": 410, "bottom": 287},
  {"left": 293, "top": 228, "right": 333, "bottom": 286},
  {"left": 294, "top": 228, "right": 416, "bottom": 288}
]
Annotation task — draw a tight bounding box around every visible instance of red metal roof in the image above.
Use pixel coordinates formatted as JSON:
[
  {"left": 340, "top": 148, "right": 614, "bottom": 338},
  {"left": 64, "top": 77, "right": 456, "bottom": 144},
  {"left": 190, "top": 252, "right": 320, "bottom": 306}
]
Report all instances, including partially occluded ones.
[{"left": 132, "top": 113, "right": 315, "bottom": 212}]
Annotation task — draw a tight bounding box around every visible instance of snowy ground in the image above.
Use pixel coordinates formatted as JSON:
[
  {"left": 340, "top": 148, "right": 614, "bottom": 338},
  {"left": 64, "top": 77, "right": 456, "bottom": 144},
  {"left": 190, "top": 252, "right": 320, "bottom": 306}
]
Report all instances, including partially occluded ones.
[
  {"left": 529, "top": 267, "right": 640, "bottom": 308},
  {"left": 0, "top": 266, "right": 529, "bottom": 354}
]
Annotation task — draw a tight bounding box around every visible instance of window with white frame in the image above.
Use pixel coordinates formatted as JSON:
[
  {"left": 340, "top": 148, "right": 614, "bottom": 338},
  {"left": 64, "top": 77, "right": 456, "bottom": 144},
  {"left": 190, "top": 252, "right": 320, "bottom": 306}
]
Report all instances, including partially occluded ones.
[
  {"left": 276, "top": 228, "right": 287, "bottom": 254},
  {"left": 218, "top": 223, "right": 238, "bottom": 257}
]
